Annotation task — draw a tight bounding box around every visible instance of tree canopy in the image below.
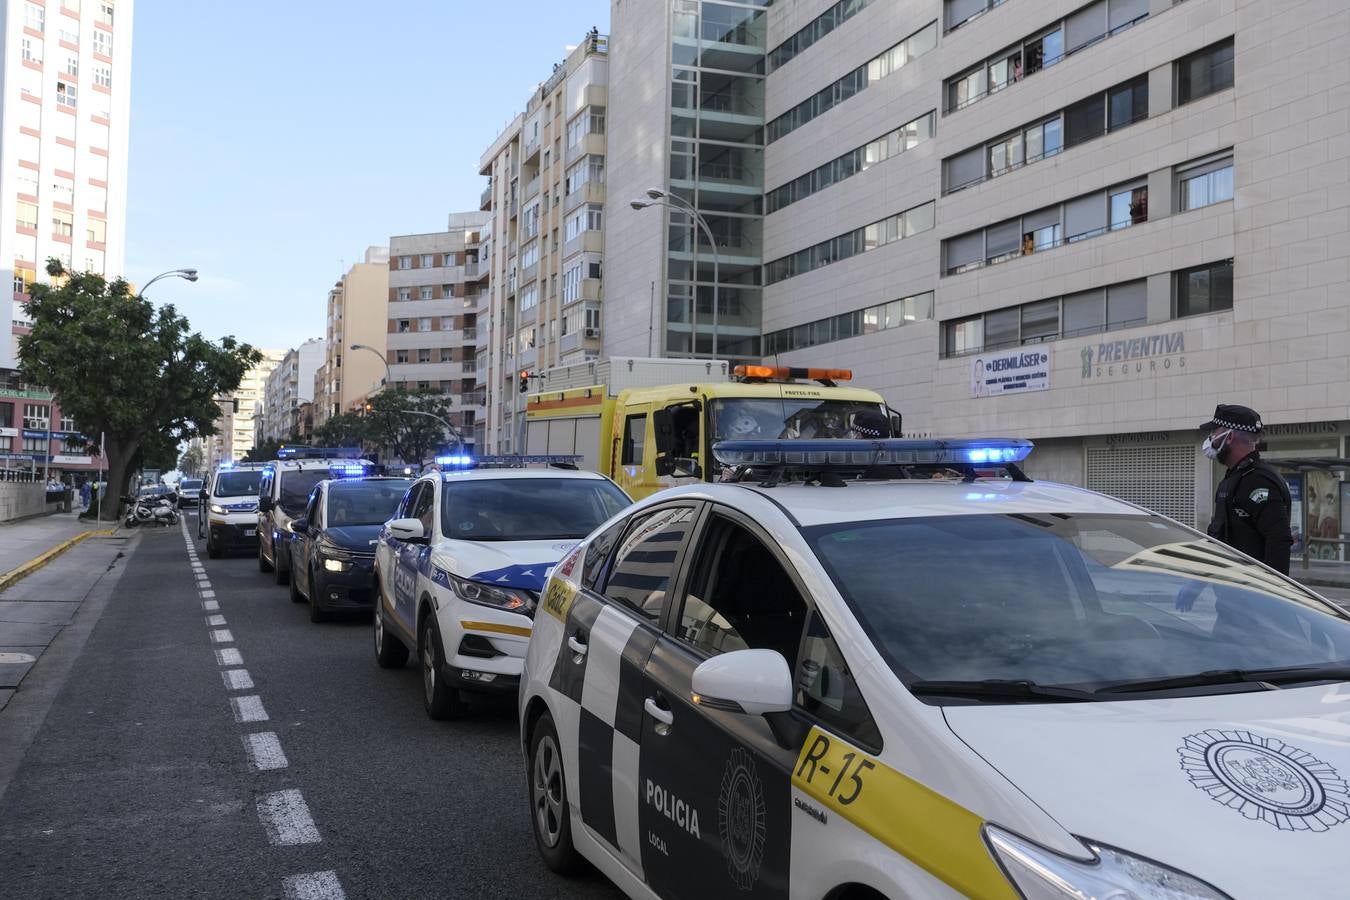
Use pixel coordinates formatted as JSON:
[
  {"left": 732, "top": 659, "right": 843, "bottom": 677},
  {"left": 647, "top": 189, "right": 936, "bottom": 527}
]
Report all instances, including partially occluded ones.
[{"left": 19, "top": 261, "right": 261, "bottom": 516}]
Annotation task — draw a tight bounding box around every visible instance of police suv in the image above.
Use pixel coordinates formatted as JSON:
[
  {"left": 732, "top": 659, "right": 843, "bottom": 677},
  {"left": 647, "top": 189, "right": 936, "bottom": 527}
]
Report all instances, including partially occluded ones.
[
  {"left": 203, "top": 462, "right": 266, "bottom": 558},
  {"left": 257, "top": 447, "right": 373, "bottom": 586},
  {"left": 521, "top": 438, "right": 1350, "bottom": 900},
  {"left": 373, "top": 455, "right": 630, "bottom": 719}
]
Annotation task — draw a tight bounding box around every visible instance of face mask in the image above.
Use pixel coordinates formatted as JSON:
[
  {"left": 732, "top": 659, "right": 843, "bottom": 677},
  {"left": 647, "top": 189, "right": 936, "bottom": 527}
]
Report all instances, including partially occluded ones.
[{"left": 1202, "top": 429, "right": 1232, "bottom": 461}]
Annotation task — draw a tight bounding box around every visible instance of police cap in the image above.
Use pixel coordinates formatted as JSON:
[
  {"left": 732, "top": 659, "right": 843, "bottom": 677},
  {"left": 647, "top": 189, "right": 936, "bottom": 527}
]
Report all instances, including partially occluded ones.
[{"left": 1198, "top": 403, "right": 1263, "bottom": 434}]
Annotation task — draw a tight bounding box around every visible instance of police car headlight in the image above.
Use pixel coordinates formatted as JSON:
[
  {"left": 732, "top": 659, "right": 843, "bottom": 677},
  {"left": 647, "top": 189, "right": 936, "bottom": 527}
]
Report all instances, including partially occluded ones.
[
  {"left": 209, "top": 504, "right": 226, "bottom": 515},
  {"left": 448, "top": 574, "right": 535, "bottom": 615},
  {"left": 984, "top": 826, "right": 1230, "bottom": 900}
]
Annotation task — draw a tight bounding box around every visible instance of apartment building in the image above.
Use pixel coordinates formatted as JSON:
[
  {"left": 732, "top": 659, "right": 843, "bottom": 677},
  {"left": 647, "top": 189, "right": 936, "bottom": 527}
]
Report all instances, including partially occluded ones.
[
  {"left": 313, "top": 246, "right": 389, "bottom": 425},
  {"left": 386, "top": 213, "right": 488, "bottom": 451},
  {"left": 603, "top": 0, "right": 1350, "bottom": 538},
  {"left": 0, "top": 0, "right": 133, "bottom": 476},
  {"left": 261, "top": 337, "right": 325, "bottom": 442},
  {"left": 477, "top": 30, "right": 609, "bottom": 452},
  {"left": 207, "top": 348, "right": 284, "bottom": 466}
]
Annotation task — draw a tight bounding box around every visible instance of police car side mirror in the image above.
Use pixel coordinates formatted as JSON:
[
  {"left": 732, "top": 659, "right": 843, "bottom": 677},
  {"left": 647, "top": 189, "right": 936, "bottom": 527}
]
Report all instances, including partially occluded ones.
[
  {"left": 388, "top": 517, "right": 426, "bottom": 543},
  {"left": 691, "top": 649, "right": 793, "bottom": 716},
  {"left": 258, "top": 495, "right": 274, "bottom": 512},
  {"left": 292, "top": 517, "right": 309, "bottom": 534}
]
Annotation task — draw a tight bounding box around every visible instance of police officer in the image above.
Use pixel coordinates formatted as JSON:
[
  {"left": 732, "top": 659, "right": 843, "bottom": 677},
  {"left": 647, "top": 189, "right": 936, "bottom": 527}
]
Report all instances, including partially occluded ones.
[{"left": 1199, "top": 404, "right": 1293, "bottom": 573}]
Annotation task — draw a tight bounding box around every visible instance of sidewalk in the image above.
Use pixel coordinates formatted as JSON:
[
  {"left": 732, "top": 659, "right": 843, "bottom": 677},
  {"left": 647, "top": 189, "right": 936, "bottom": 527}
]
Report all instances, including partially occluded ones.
[
  {"left": 1289, "top": 562, "right": 1350, "bottom": 591},
  {"left": 0, "top": 510, "right": 128, "bottom": 712}
]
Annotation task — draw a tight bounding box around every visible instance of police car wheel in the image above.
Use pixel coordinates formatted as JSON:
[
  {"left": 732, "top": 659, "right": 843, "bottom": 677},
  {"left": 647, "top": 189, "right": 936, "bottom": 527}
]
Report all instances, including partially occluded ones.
[
  {"left": 419, "top": 617, "right": 467, "bottom": 720},
  {"left": 373, "top": 596, "right": 408, "bottom": 669},
  {"left": 528, "top": 714, "right": 584, "bottom": 874}
]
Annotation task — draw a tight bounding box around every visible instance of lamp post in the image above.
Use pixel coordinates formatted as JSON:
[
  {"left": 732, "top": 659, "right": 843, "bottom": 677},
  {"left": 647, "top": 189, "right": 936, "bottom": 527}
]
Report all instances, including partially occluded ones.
[
  {"left": 631, "top": 188, "right": 721, "bottom": 357},
  {"left": 139, "top": 268, "right": 199, "bottom": 295},
  {"left": 349, "top": 343, "right": 392, "bottom": 396}
]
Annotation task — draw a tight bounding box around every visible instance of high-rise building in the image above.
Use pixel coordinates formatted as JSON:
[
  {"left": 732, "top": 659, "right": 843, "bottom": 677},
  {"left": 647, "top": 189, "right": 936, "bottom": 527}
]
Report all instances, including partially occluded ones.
[
  {"left": 478, "top": 30, "right": 609, "bottom": 452},
  {"left": 218, "top": 349, "right": 284, "bottom": 463},
  {"left": 314, "top": 246, "right": 389, "bottom": 425},
  {"left": 603, "top": 0, "right": 1350, "bottom": 532},
  {"left": 0, "top": 0, "right": 133, "bottom": 477},
  {"left": 262, "top": 337, "right": 325, "bottom": 443},
  {"left": 387, "top": 213, "right": 488, "bottom": 452}
]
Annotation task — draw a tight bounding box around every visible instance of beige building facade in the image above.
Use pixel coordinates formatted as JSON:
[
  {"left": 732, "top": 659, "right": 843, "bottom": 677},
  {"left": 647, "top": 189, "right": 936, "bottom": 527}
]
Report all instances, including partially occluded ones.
[
  {"left": 602, "top": 0, "right": 1350, "bottom": 540},
  {"left": 206, "top": 348, "right": 284, "bottom": 468},
  {"left": 478, "top": 31, "right": 609, "bottom": 452},
  {"left": 314, "top": 246, "right": 389, "bottom": 425}
]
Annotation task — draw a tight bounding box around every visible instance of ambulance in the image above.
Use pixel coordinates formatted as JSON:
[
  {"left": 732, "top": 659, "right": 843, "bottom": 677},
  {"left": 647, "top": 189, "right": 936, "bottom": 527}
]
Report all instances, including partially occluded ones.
[{"left": 522, "top": 356, "right": 899, "bottom": 499}]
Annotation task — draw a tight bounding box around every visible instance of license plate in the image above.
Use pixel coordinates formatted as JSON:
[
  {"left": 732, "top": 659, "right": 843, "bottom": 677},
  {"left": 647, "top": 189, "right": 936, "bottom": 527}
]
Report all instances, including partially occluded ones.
[{"left": 244, "top": 528, "right": 256, "bottom": 537}]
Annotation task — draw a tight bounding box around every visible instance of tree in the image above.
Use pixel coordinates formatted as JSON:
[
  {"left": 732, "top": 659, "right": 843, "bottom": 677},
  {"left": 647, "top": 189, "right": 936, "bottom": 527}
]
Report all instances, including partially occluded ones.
[
  {"left": 311, "top": 411, "right": 368, "bottom": 449},
  {"left": 363, "top": 389, "right": 460, "bottom": 465},
  {"left": 243, "top": 434, "right": 302, "bottom": 463},
  {"left": 178, "top": 444, "right": 204, "bottom": 476},
  {"left": 19, "top": 261, "right": 261, "bottom": 519}
]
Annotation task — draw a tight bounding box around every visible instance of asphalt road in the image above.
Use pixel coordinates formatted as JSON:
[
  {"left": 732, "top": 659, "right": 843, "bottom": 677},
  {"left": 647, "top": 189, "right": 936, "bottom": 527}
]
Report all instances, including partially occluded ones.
[{"left": 0, "top": 522, "right": 623, "bottom": 900}]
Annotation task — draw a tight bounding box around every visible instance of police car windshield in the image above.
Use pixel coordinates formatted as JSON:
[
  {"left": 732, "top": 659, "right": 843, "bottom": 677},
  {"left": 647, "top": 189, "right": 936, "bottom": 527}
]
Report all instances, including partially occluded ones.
[
  {"left": 326, "top": 480, "right": 412, "bottom": 526},
  {"left": 441, "top": 478, "right": 629, "bottom": 542},
  {"left": 214, "top": 471, "right": 261, "bottom": 498},
  {"left": 712, "top": 398, "right": 889, "bottom": 441},
  {"left": 807, "top": 513, "right": 1350, "bottom": 700},
  {"left": 278, "top": 470, "right": 330, "bottom": 516}
]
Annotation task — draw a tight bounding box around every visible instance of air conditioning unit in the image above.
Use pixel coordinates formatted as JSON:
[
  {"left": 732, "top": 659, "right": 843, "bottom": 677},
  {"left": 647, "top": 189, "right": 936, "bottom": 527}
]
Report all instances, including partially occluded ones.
[{"left": 584, "top": 327, "right": 600, "bottom": 339}]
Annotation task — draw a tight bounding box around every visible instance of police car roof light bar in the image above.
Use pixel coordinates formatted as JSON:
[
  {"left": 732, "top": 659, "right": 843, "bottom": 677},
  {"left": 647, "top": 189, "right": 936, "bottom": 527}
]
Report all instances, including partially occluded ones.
[
  {"left": 276, "top": 446, "right": 364, "bottom": 460},
  {"left": 328, "top": 463, "right": 371, "bottom": 478},
  {"left": 435, "top": 454, "right": 474, "bottom": 467},
  {"left": 438, "top": 454, "right": 583, "bottom": 473},
  {"left": 711, "top": 438, "right": 1034, "bottom": 484}
]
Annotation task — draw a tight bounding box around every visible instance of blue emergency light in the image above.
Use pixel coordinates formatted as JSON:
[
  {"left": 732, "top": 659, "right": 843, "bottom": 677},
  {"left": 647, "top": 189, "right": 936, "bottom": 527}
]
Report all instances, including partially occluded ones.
[
  {"left": 277, "top": 446, "right": 363, "bottom": 460},
  {"left": 219, "top": 461, "right": 235, "bottom": 470},
  {"left": 328, "top": 463, "right": 371, "bottom": 478},
  {"left": 436, "top": 454, "right": 582, "bottom": 472},
  {"left": 435, "top": 454, "right": 474, "bottom": 467},
  {"left": 711, "top": 438, "right": 1033, "bottom": 468}
]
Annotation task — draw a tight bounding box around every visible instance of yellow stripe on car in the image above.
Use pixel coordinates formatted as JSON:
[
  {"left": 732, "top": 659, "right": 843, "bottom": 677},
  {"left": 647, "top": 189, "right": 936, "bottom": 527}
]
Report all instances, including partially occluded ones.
[
  {"left": 792, "top": 726, "right": 1016, "bottom": 900},
  {"left": 460, "top": 620, "right": 533, "bottom": 638}
]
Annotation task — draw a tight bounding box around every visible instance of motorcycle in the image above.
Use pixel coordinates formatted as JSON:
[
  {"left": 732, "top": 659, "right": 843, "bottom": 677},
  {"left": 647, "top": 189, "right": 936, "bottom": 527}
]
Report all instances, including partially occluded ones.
[{"left": 122, "top": 495, "right": 180, "bottom": 528}]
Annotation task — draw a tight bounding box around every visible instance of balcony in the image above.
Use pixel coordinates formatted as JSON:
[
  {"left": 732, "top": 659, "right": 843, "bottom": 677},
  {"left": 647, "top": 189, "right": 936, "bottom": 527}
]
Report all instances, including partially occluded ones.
[
  {"left": 523, "top": 176, "right": 541, "bottom": 202},
  {"left": 463, "top": 328, "right": 477, "bottom": 341},
  {"left": 509, "top": 198, "right": 519, "bottom": 219},
  {"left": 564, "top": 181, "right": 605, "bottom": 214},
  {"left": 523, "top": 134, "right": 540, "bottom": 164},
  {"left": 520, "top": 262, "right": 538, "bottom": 284},
  {"left": 564, "top": 131, "right": 605, "bottom": 165},
  {"left": 480, "top": 184, "right": 492, "bottom": 210},
  {"left": 563, "top": 230, "right": 603, "bottom": 258}
]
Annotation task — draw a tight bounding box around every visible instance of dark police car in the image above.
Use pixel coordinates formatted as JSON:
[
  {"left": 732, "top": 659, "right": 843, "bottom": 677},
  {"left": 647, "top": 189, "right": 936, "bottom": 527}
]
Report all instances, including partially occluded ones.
[{"left": 288, "top": 474, "right": 413, "bottom": 622}]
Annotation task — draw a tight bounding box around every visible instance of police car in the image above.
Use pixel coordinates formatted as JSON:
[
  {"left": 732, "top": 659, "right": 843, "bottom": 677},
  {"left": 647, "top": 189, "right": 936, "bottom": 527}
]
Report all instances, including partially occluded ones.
[
  {"left": 373, "top": 455, "right": 630, "bottom": 720},
  {"left": 203, "top": 462, "right": 267, "bottom": 558},
  {"left": 521, "top": 437, "right": 1350, "bottom": 900},
  {"left": 257, "top": 447, "right": 373, "bottom": 586}
]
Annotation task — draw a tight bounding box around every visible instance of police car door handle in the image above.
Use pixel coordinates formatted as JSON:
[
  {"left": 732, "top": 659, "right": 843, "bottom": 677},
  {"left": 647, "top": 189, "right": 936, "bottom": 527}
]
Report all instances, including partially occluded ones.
[
  {"left": 644, "top": 697, "right": 674, "bottom": 727},
  {"left": 567, "top": 634, "right": 588, "bottom": 656}
]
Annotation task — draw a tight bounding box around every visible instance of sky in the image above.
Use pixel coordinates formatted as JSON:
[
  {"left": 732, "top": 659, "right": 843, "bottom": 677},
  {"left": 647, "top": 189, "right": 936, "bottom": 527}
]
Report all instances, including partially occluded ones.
[{"left": 124, "top": 0, "right": 612, "bottom": 351}]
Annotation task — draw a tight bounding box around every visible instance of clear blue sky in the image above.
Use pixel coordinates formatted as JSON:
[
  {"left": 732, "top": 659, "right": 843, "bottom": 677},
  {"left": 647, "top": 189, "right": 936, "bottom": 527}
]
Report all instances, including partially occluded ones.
[{"left": 124, "top": 1, "right": 611, "bottom": 351}]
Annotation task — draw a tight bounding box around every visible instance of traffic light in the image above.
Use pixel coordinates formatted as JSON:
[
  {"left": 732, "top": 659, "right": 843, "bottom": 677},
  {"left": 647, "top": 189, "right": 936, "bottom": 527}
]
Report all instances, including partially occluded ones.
[
  {"left": 519, "top": 370, "right": 529, "bottom": 393},
  {"left": 232, "top": 399, "right": 240, "bottom": 413}
]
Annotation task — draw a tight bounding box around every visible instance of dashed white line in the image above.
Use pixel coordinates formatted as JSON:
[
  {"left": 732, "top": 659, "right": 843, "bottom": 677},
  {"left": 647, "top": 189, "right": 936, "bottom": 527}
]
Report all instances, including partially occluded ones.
[
  {"left": 230, "top": 695, "right": 268, "bottom": 723},
  {"left": 282, "top": 871, "right": 345, "bottom": 900},
  {"left": 222, "top": 668, "right": 254, "bottom": 691},
  {"left": 206, "top": 614, "right": 227, "bottom": 626},
  {"left": 257, "top": 790, "right": 320, "bottom": 845},
  {"left": 210, "top": 628, "right": 234, "bottom": 644},
  {"left": 243, "top": 731, "right": 289, "bottom": 771},
  {"left": 215, "top": 648, "right": 243, "bottom": 666},
  {"left": 200, "top": 589, "right": 216, "bottom": 599},
  {"left": 202, "top": 600, "right": 220, "bottom": 611}
]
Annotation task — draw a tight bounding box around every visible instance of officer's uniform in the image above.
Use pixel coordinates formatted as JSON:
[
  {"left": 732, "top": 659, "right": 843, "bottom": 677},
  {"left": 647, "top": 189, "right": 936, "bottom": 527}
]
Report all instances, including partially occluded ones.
[{"left": 1201, "top": 405, "right": 1293, "bottom": 574}]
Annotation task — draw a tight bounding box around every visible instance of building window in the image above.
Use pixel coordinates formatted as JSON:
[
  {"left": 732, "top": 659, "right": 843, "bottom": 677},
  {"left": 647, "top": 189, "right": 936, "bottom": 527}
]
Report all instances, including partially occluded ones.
[
  {"left": 1175, "top": 260, "right": 1234, "bottom": 318},
  {"left": 21, "top": 38, "right": 40, "bottom": 63},
  {"left": 56, "top": 82, "right": 77, "bottom": 108},
  {"left": 16, "top": 202, "right": 38, "bottom": 231},
  {"left": 940, "top": 279, "right": 1148, "bottom": 357},
  {"left": 563, "top": 262, "right": 583, "bottom": 302},
  {"left": 417, "top": 349, "right": 432, "bottom": 363},
  {"left": 52, "top": 210, "right": 73, "bottom": 237},
  {"left": 419, "top": 286, "right": 433, "bottom": 300},
  {"left": 418, "top": 317, "right": 432, "bottom": 332},
  {"left": 395, "top": 350, "right": 409, "bottom": 364},
  {"left": 94, "top": 66, "right": 112, "bottom": 88},
  {"left": 60, "top": 414, "right": 76, "bottom": 432},
  {"left": 765, "top": 291, "right": 933, "bottom": 355},
  {"left": 420, "top": 254, "right": 434, "bottom": 268},
  {"left": 440, "top": 348, "right": 454, "bottom": 363},
  {"left": 1107, "top": 75, "right": 1148, "bottom": 131},
  {"left": 59, "top": 27, "right": 78, "bottom": 45},
  {"left": 519, "top": 286, "right": 538, "bottom": 312},
  {"left": 87, "top": 217, "right": 106, "bottom": 243},
  {"left": 565, "top": 204, "right": 602, "bottom": 242},
  {"left": 565, "top": 106, "right": 605, "bottom": 148},
  {"left": 1109, "top": 183, "right": 1148, "bottom": 230},
  {"left": 1178, "top": 155, "right": 1234, "bottom": 211},
  {"left": 1177, "top": 38, "right": 1234, "bottom": 105},
  {"left": 769, "top": 0, "right": 876, "bottom": 70},
  {"left": 440, "top": 316, "right": 453, "bottom": 330},
  {"left": 397, "top": 319, "right": 410, "bottom": 333},
  {"left": 92, "top": 28, "right": 111, "bottom": 57},
  {"left": 766, "top": 201, "right": 935, "bottom": 284},
  {"left": 23, "top": 403, "right": 49, "bottom": 428},
  {"left": 24, "top": 2, "right": 44, "bottom": 32},
  {"left": 64, "top": 57, "right": 79, "bottom": 77},
  {"left": 98, "top": 2, "right": 114, "bottom": 26},
  {"left": 397, "top": 287, "right": 411, "bottom": 301},
  {"left": 944, "top": 0, "right": 1006, "bottom": 33},
  {"left": 398, "top": 256, "right": 411, "bottom": 270}
]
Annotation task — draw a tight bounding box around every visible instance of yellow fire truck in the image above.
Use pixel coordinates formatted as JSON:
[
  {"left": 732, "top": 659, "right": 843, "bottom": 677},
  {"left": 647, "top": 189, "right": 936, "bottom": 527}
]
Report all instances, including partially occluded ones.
[{"left": 522, "top": 357, "right": 898, "bottom": 499}]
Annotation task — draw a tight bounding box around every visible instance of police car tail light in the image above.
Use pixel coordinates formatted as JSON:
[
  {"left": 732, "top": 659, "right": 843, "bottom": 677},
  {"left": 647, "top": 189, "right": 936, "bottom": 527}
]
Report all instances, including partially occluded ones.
[
  {"left": 448, "top": 573, "right": 536, "bottom": 616},
  {"left": 711, "top": 438, "right": 1033, "bottom": 468},
  {"left": 984, "top": 826, "right": 1230, "bottom": 900}
]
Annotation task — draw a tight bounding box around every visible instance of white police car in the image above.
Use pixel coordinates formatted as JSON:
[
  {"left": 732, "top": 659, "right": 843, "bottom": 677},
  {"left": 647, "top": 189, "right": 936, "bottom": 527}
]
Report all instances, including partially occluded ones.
[
  {"left": 203, "top": 462, "right": 266, "bottom": 558},
  {"left": 520, "top": 437, "right": 1350, "bottom": 900},
  {"left": 373, "top": 455, "right": 630, "bottom": 719}
]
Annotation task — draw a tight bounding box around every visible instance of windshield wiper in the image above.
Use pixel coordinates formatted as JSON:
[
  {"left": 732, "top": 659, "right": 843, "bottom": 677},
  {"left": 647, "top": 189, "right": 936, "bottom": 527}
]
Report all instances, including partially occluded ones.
[
  {"left": 907, "top": 679, "right": 1097, "bottom": 703},
  {"left": 1098, "top": 665, "right": 1350, "bottom": 695}
]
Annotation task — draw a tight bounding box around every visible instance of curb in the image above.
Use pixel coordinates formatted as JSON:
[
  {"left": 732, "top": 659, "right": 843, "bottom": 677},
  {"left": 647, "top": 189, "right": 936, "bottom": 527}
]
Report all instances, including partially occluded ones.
[{"left": 0, "top": 528, "right": 117, "bottom": 593}]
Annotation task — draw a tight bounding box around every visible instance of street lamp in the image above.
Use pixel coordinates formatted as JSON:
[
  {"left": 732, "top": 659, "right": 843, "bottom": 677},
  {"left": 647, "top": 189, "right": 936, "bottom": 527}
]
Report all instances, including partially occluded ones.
[
  {"left": 399, "top": 409, "right": 464, "bottom": 457},
  {"left": 349, "top": 343, "right": 392, "bottom": 393},
  {"left": 630, "top": 188, "right": 721, "bottom": 356},
  {"left": 140, "top": 268, "right": 199, "bottom": 295}
]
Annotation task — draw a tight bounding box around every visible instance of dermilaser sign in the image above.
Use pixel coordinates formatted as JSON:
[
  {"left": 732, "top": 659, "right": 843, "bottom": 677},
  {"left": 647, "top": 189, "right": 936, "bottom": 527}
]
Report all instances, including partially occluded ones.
[{"left": 971, "top": 348, "right": 1051, "bottom": 398}]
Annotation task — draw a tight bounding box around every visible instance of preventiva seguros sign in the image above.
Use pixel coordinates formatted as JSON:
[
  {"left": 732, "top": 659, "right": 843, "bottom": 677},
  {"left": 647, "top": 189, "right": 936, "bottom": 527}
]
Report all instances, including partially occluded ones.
[{"left": 971, "top": 349, "right": 1051, "bottom": 398}]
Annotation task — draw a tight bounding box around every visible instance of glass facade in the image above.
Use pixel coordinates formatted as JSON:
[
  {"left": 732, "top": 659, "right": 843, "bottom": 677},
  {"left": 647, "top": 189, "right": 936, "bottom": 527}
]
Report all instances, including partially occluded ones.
[{"left": 667, "top": 0, "right": 768, "bottom": 360}]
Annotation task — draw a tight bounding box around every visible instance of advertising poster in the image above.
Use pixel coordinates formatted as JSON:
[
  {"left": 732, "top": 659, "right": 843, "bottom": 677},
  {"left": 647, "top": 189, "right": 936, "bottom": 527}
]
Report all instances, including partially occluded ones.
[
  {"left": 970, "top": 348, "right": 1051, "bottom": 398},
  {"left": 1306, "top": 470, "right": 1343, "bottom": 561},
  {"left": 1285, "top": 475, "right": 1304, "bottom": 556}
]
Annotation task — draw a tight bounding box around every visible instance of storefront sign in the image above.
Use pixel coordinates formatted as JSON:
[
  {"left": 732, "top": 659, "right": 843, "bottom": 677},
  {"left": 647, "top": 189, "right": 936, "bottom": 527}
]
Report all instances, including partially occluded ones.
[
  {"left": 1104, "top": 431, "right": 1173, "bottom": 446},
  {"left": 0, "top": 428, "right": 15, "bottom": 438},
  {"left": 971, "top": 348, "right": 1051, "bottom": 398},
  {"left": 0, "top": 452, "right": 39, "bottom": 461},
  {"left": 52, "top": 454, "right": 92, "bottom": 465},
  {"left": 1080, "top": 331, "right": 1185, "bottom": 379},
  {"left": 1264, "top": 422, "right": 1341, "bottom": 437}
]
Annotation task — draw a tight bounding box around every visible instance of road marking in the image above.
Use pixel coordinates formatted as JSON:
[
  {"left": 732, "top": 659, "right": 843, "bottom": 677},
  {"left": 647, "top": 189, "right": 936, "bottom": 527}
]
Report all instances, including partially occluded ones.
[
  {"left": 206, "top": 614, "right": 227, "bottom": 626},
  {"left": 200, "top": 589, "right": 216, "bottom": 598},
  {"left": 230, "top": 695, "right": 268, "bottom": 723},
  {"left": 0, "top": 651, "right": 36, "bottom": 664},
  {"left": 215, "top": 648, "right": 243, "bottom": 666},
  {"left": 197, "top": 579, "right": 211, "bottom": 588},
  {"left": 257, "top": 789, "right": 320, "bottom": 845},
  {"left": 222, "top": 668, "right": 254, "bottom": 691},
  {"left": 282, "top": 871, "right": 345, "bottom": 899},
  {"left": 202, "top": 600, "right": 220, "bottom": 611},
  {"left": 243, "top": 731, "right": 289, "bottom": 771},
  {"left": 210, "top": 628, "right": 234, "bottom": 643}
]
